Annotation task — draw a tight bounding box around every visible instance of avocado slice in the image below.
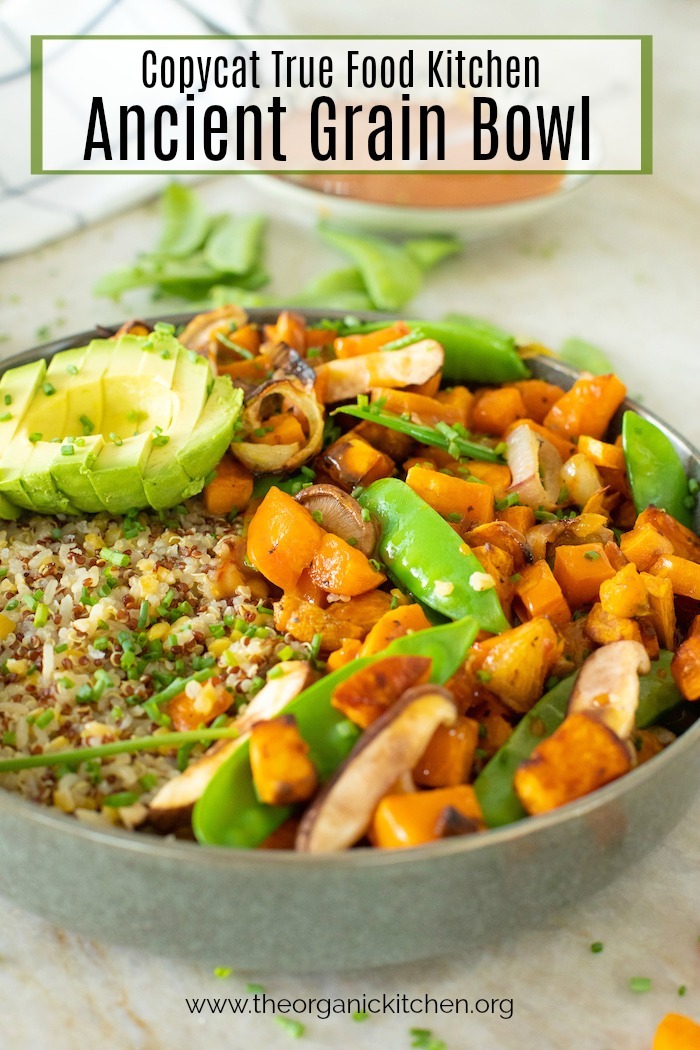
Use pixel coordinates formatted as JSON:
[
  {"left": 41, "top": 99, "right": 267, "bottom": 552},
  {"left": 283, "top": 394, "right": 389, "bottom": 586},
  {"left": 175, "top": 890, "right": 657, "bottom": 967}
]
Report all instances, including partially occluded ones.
[
  {"left": 142, "top": 347, "right": 210, "bottom": 509},
  {"left": 0, "top": 331, "right": 243, "bottom": 516},
  {"left": 178, "top": 375, "right": 242, "bottom": 481},
  {"left": 0, "top": 360, "right": 47, "bottom": 519}
]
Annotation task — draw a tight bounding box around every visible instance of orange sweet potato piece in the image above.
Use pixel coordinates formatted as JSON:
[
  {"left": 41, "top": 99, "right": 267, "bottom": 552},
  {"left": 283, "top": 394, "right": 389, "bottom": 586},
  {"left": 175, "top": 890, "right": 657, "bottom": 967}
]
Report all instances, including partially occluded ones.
[
  {"left": 216, "top": 354, "right": 270, "bottom": 383},
  {"left": 371, "top": 387, "right": 467, "bottom": 429},
  {"left": 620, "top": 523, "right": 674, "bottom": 571},
  {"left": 577, "top": 434, "right": 626, "bottom": 471},
  {"left": 461, "top": 460, "right": 512, "bottom": 500},
  {"left": 274, "top": 591, "right": 393, "bottom": 650},
  {"left": 212, "top": 536, "right": 270, "bottom": 601},
  {"left": 652, "top": 1013, "right": 700, "bottom": 1050},
  {"left": 435, "top": 386, "right": 473, "bottom": 427},
  {"left": 320, "top": 434, "right": 395, "bottom": 491},
  {"left": 308, "top": 532, "right": 385, "bottom": 596},
  {"left": 370, "top": 785, "right": 484, "bottom": 848},
  {"left": 408, "top": 371, "right": 443, "bottom": 398},
  {"left": 471, "top": 387, "right": 527, "bottom": 436},
  {"left": 333, "top": 323, "right": 409, "bottom": 359},
  {"left": 599, "top": 562, "right": 650, "bottom": 619},
  {"left": 351, "top": 420, "right": 414, "bottom": 463},
  {"left": 514, "top": 712, "right": 632, "bottom": 815},
  {"left": 203, "top": 454, "right": 254, "bottom": 516},
  {"left": 326, "top": 638, "right": 363, "bottom": 672},
  {"left": 166, "top": 680, "right": 232, "bottom": 732},
  {"left": 649, "top": 555, "right": 700, "bottom": 600},
  {"left": 249, "top": 715, "right": 318, "bottom": 805},
  {"left": 247, "top": 487, "right": 324, "bottom": 592},
  {"left": 479, "top": 617, "right": 560, "bottom": 714},
  {"left": 359, "top": 603, "right": 433, "bottom": 657},
  {"left": 553, "top": 543, "right": 616, "bottom": 608},
  {"left": 671, "top": 636, "right": 700, "bottom": 701},
  {"left": 253, "top": 412, "right": 306, "bottom": 447},
  {"left": 496, "top": 504, "right": 535, "bottom": 533},
  {"left": 331, "top": 654, "right": 431, "bottom": 728},
  {"left": 637, "top": 507, "right": 700, "bottom": 564},
  {"left": 513, "top": 560, "right": 571, "bottom": 627},
  {"left": 585, "top": 603, "right": 643, "bottom": 646},
  {"left": 413, "top": 716, "right": 480, "bottom": 788},
  {"left": 543, "top": 373, "right": 626, "bottom": 439},
  {"left": 406, "top": 464, "right": 495, "bottom": 528},
  {"left": 264, "top": 310, "right": 306, "bottom": 354},
  {"left": 511, "top": 379, "right": 565, "bottom": 423}
]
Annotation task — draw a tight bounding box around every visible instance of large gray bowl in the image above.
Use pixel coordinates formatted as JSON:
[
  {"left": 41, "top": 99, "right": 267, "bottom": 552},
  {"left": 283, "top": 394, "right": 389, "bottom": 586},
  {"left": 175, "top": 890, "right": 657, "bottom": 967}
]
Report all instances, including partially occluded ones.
[{"left": 0, "top": 310, "right": 698, "bottom": 972}]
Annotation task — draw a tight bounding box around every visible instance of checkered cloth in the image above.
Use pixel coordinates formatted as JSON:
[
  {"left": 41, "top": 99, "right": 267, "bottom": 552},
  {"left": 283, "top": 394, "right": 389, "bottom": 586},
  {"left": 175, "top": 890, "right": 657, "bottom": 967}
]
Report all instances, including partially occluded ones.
[{"left": 0, "top": 0, "right": 283, "bottom": 257}]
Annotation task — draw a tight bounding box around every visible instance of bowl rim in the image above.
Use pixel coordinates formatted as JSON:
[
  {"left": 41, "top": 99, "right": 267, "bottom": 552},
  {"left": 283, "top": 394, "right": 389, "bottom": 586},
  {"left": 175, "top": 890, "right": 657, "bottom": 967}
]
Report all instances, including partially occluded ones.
[{"left": 1, "top": 306, "right": 698, "bottom": 869}]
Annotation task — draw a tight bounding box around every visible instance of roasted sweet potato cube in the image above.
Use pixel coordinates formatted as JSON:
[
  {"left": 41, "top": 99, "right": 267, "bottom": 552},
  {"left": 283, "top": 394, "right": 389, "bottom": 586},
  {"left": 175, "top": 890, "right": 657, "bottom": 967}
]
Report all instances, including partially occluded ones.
[
  {"left": 273, "top": 590, "right": 393, "bottom": 650},
  {"left": 413, "top": 716, "right": 480, "bottom": 788},
  {"left": 331, "top": 654, "right": 431, "bottom": 728},
  {"left": 320, "top": 434, "right": 395, "bottom": 491},
  {"left": 585, "top": 603, "right": 643, "bottom": 646},
  {"left": 166, "top": 680, "right": 232, "bottom": 732},
  {"left": 513, "top": 560, "right": 571, "bottom": 627},
  {"left": 671, "top": 636, "right": 700, "bottom": 701},
  {"left": 471, "top": 386, "right": 527, "bottom": 436},
  {"left": 620, "top": 523, "right": 674, "bottom": 571},
  {"left": 649, "top": 554, "right": 700, "bottom": 600},
  {"left": 370, "top": 785, "right": 484, "bottom": 849},
  {"left": 514, "top": 712, "right": 632, "bottom": 815},
  {"left": 637, "top": 506, "right": 700, "bottom": 563},
  {"left": 480, "top": 617, "right": 560, "bottom": 714},
  {"left": 249, "top": 715, "right": 318, "bottom": 805},
  {"left": 640, "top": 572, "right": 676, "bottom": 649},
  {"left": 599, "top": 563, "right": 650, "bottom": 619},
  {"left": 359, "top": 603, "right": 432, "bottom": 657},
  {"left": 352, "top": 420, "right": 414, "bottom": 463},
  {"left": 553, "top": 543, "right": 616, "bottom": 608}
]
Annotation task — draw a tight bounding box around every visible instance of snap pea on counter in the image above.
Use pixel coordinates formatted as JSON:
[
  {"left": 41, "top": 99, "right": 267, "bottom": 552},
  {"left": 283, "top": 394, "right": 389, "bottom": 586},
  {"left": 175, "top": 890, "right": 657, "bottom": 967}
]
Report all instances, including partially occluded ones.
[
  {"left": 622, "top": 410, "right": 695, "bottom": 529},
  {"left": 474, "top": 651, "right": 683, "bottom": 828},
  {"left": 193, "top": 616, "right": 480, "bottom": 847},
  {"left": 357, "top": 478, "right": 510, "bottom": 635}
]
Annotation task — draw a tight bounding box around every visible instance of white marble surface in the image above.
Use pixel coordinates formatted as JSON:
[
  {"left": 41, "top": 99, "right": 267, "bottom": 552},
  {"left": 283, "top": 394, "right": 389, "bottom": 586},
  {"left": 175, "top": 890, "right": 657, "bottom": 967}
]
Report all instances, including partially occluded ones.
[{"left": 1, "top": 1, "right": 699, "bottom": 1047}]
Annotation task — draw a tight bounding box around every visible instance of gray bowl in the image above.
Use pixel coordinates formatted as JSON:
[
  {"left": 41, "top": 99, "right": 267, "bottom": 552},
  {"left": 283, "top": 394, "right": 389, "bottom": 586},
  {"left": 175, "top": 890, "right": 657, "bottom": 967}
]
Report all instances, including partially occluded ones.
[{"left": 0, "top": 311, "right": 698, "bottom": 973}]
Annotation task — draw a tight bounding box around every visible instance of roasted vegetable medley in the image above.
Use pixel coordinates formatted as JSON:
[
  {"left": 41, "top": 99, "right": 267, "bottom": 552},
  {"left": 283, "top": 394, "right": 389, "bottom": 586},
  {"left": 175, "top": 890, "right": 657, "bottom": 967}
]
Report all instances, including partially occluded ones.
[{"left": 0, "top": 307, "right": 698, "bottom": 852}]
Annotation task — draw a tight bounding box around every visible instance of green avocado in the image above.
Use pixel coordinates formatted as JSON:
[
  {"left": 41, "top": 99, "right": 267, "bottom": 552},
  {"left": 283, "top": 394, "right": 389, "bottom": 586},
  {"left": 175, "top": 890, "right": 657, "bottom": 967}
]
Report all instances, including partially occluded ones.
[
  {"left": 0, "top": 360, "right": 47, "bottom": 519},
  {"left": 0, "top": 329, "right": 242, "bottom": 517}
]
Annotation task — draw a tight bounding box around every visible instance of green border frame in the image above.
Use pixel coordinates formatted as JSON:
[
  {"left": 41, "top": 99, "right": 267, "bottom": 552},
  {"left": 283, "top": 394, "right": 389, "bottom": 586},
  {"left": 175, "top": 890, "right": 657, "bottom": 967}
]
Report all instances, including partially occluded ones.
[{"left": 30, "top": 35, "right": 652, "bottom": 176}]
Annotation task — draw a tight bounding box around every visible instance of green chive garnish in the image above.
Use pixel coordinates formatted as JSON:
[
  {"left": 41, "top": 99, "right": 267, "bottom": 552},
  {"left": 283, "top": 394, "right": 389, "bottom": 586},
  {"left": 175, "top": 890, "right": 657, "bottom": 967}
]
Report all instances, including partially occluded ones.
[
  {"left": 28, "top": 432, "right": 43, "bottom": 443},
  {"left": 42, "top": 382, "right": 56, "bottom": 396},
  {"left": 35, "top": 709, "right": 55, "bottom": 730},
  {"left": 33, "top": 603, "right": 50, "bottom": 628},
  {"left": 60, "top": 445, "right": 74, "bottom": 456},
  {"left": 629, "top": 976, "right": 652, "bottom": 993},
  {"left": 100, "top": 547, "right": 130, "bottom": 568},
  {"left": 137, "top": 600, "right": 149, "bottom": 629},
  {"left": 102, "top": 791, "right": 141, "bottom": 808}
]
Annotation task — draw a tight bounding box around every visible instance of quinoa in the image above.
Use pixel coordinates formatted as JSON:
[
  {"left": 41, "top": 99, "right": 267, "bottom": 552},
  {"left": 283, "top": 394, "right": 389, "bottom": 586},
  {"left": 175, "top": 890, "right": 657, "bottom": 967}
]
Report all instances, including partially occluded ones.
[{"left": 0, "top": 502, "right": 309, "bottom": 831}]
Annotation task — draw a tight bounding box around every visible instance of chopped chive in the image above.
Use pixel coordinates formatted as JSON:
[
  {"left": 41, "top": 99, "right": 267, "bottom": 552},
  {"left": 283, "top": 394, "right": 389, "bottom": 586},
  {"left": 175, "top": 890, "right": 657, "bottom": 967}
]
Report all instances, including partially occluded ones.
[
  {"left": 446, "top": 512, "right": 462, "bottom": 523},
  {"left": 311, "top": 510, "right": 323, "bottom": 524},
  {"left": 76, "top": 683, "right": 95, "bottom": 704},
  {"left": 590, "top": 942, "right": 604, "bottom": 953},
  {"left": 154, "top": 321, "right": 175, "bottom": 335},
  {"left": 5, "top": 599, "right": 18, "bottom": 611},
  {"left": 216, "top": 332, "right": 254, "bottom": 359},
  {"left": 100, "top": 547, "right": 130, "bottom": 568},
  {"left": 2, "top": 731, "right": 16, "bottom": 746},
  {"left": 346, "top": 536, "right": 358, "bottom": 546},
  {"left": 3, "top": 394, "right": 11, "bottom": 405},
  {"left": 361, "top": 508, "right": 371, "bottom": 522},
  {"left": 214, "top": 966, "right": 234, "bottom": 979},
  {"left": 277, "top": 644, "right": 295, "bottom": 662},
  {"left": 137, "top": 600, "right": 149, "bottom": 629},
  {"left": 93, "top": 636, "right": 109, "bottom": 652},
  {"left": 275, "top": 1018, "right": 305, "bottom": 1039},
  {"left": 28, "top": 432, "right": 43, "bottom": 443},
  {"left": 678, "top": 985, "right": 687, "bottom": 997},
  {"left": 246, "top": 982, "right": 265, "bottom": 994},
  {"left": 390, "top": 594, "right": 399, "bottom": 610},
  {"left": 139, "top": 773, "right": 157, "bottom": 791},
  {"left": 629, "top": 976, "right": 652, "bottom": 993},
  {"left": 80, "top": 414, "right": 95, "bottom": 434},
  {"left": 54, "top": 642, "right": 68, "bottom": 653},
  {"left": 42, "top": 382, "right": 56, "bottom": 396},
  {"left": 109, "top": 432, "right": 123, "bottom": 446},
  {"left": 33, "top": 603, "right": 50, "bottom": 628},
  {"left": 0, "top": 412, "right": 12, "bottom": 422},
  {"left": 66, "top": 364, "right": 79, "bottom": 375},
  {"left": 476, "top": 669, "right": 492, "bottom": 683},
  {"left": 102, "top": 791, "right": 141, "bottom": 809},
  {"left": 584, "top": 550, "right": 601, "bottom": 560},
  {"left": 60, "top": 445, "right": 75, "bottom": 456},
  {"left": 352, "top": 1011, "right": 368, "bottom": 1022},
  {"left": 35, "top": 709, "right": 55, "bottom": 730},
  {"left": 309, "top": 633, "right": 323, "bottom": 660}
]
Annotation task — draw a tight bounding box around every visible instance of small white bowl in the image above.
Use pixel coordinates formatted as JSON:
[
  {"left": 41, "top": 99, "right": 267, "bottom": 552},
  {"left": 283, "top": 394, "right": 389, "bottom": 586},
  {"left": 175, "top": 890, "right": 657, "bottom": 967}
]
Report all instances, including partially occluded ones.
[{"left": 251, "top": 164, "right": 596, "bottom": 239}]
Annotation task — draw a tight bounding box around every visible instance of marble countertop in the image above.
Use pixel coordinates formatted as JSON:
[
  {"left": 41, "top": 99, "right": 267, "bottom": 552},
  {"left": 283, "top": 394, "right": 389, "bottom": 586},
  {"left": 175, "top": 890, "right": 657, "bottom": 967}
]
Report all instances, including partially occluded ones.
[{"left": 1, "top": 1, "right": 699, "bottom": 1047}]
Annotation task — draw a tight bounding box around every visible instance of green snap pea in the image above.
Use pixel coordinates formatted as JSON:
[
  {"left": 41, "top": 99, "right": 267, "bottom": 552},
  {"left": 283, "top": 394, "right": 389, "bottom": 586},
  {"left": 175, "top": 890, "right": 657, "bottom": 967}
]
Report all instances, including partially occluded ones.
[
  {"left": 205, "top": 215, "right": 266, "bottom": 276},
  {"left": 335, "top": 402, "right": 504, "bottom": 464},
  {"left": 622, "top": 410, "right": 694, "bottom": 528},
  {"left": 404, "top": 317, "right": 530, "bottom": 383},
  {"left": 474, "top": 650, "right": 683, "bottom": 828},
  {"left": 156, "top": 183, "right": 210, "bottom": 257},
  {"left": 357, "top": 478, "right": 509, "bottom": 634},
  {"left": 558, "top": 336, "right": 614, "bottom": 375},
  {"left": 290, "top": 267, "right": 374, "bottom": 312},
  {"left": 318, "top": 225, "right": 423, "bottom": 311},
  {"left": 193, "top": 615, "right": 480, "bottom": 848},
  {"left": 403, "top": 236, "right": 462, "bottom": 271}
]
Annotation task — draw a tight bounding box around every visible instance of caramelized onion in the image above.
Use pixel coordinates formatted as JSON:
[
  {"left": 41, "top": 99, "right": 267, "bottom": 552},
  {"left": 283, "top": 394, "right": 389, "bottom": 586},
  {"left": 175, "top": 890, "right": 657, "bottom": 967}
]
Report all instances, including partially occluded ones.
[{"left": 506, "top": 424, "right": 563, "bottom": 511}]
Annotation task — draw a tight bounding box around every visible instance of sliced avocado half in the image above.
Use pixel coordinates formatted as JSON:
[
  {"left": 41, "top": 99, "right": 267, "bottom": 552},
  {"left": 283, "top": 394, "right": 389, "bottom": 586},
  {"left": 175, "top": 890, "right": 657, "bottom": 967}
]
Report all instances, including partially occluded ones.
[{"left": 0, "top": 328, "right": 242, "bottom": 517}]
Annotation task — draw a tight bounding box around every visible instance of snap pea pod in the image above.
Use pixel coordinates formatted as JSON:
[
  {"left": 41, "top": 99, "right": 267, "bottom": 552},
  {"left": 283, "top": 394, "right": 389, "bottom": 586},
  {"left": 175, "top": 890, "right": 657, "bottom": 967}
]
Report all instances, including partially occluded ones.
[
  {"left": 558, "top": 336, "right": 614, "bottom": 375},
  {"left": 405, "top": 318, "right": 530, "bottom": 383},
  {"left": 357, "top": 478, "right": 510, "bottom": 634},
  {"left": 622, "top": 410, "right": 694, "bottom": 529},
  {"left": 204, "top": 214, "right": 265, "bottom": 276},
  {"left": 335, "top": 403, "right": 505, "bottom": 464},
  {"left": 474, "top": 650, "right": 683, "bottom": 828},
  {"left": 318, "top": 225, "right": 422, "bottom": 311},
  {"left": 193, "top": 615, "right": 480, "bottom": 847}
]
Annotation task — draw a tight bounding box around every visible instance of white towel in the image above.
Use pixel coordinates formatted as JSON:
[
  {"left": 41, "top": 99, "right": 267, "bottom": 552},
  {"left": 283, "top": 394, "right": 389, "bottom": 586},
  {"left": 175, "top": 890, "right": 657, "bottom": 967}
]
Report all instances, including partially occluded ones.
[{"left": 0, "top": 0, "right": 284, "bottom": 257}]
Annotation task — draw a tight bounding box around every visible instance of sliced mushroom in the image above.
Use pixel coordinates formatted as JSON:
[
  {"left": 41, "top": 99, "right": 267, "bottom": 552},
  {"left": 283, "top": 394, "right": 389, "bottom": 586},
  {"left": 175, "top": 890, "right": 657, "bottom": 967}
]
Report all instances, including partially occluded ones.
[
  {"left": 231, "top": 377, "right": 325, "bottom": 474},
  {"left": 295, "top": 484, "right": 378, "bottom": 557},
  {"left": 295, "top": 685, "right": 456, "bottom": 852},
  {"left": 314, "top": 340, "right": 444, "bottom": 403},
  {"left": 148, "top": 661, "right": 313, "bottom": 832},
  {"left": 567, "top": 640, "right": 650, "bottom": 741},
  {"left": 462, "top": 521, "right": 532, "bottom": 571},
  {"left": 526, "top": 512, "right": 614, "bottom": 562},
  {"left": 179, "top": 305, "right": 248, "bottom": 355}
]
